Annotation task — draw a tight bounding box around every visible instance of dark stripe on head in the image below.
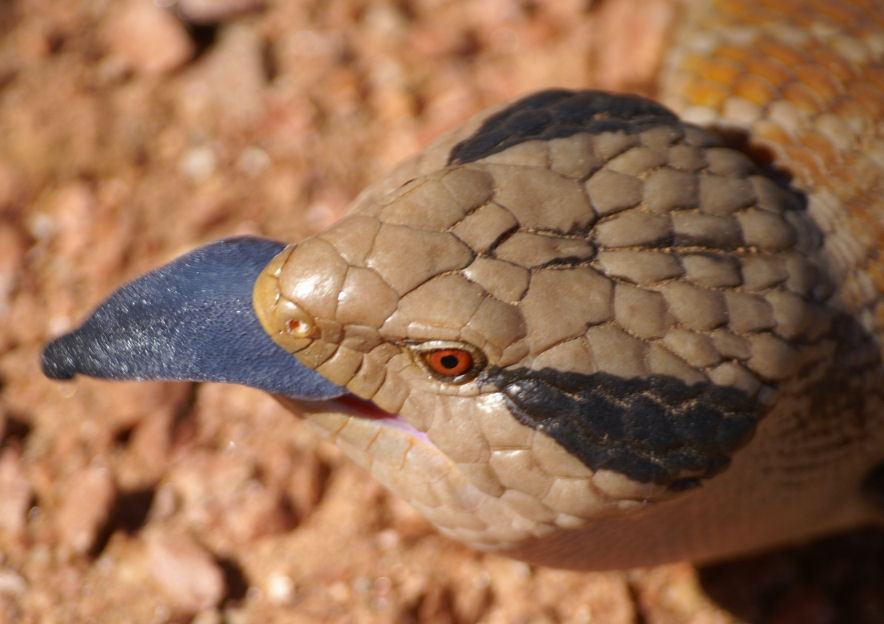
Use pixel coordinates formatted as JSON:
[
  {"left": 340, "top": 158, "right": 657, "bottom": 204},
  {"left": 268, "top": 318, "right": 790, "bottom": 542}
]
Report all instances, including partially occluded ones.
[
  {"left": 448, "top": 89, "right": 679, "bottom": 166},
  {"left": 482, "top": 368, "right": 760, "bottom": 489}
]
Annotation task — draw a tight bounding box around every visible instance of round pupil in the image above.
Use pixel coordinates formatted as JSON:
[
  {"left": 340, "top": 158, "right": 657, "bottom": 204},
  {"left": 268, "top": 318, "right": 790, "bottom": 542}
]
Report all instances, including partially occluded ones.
[{"left": 439, "top": 354, "right": 460, "bottom": 369}]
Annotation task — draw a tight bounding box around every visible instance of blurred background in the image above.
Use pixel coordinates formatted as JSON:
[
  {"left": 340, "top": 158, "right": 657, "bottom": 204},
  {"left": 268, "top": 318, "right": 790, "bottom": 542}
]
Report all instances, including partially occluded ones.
[{"left": 1, "top": 0, "right": 881, "bottom": 622}]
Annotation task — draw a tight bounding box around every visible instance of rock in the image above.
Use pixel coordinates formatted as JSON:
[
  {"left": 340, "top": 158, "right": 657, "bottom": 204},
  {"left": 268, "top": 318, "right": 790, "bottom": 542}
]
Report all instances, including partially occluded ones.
[
  {"left": 177, "top": 0, "right": 265, "bottom": 24},
  {"left": 45, "top": 182, "right": 98, "bottom": 257},
  {"left": 0, "top": 568, "right": 27, "bottom": 597},
  {"left": 55, "top": 464, "right": 115, "bottom": 556},
  {"left": 103, "top": 1, "right": 194, "bottom": 76},
  {"left": 0, "top": 160, "right": 21, "bottom": 210},
  {"left": 0, "top": 449, "right": 32, "bottom": 535},
  {"left": 175, "top": 23, "right": 266, "bottom": 127},
  {"left": 0, "top": 568, "right": 27, "bottom": 618},
  {"left": 163, "top": 450, "right": 294, "bottom": 543},
  {"left": 0, "top": 225, "right": 25, "bottom": 317},
  {"left": 146, "top": 531, "right": 226, "bottom": 612}
]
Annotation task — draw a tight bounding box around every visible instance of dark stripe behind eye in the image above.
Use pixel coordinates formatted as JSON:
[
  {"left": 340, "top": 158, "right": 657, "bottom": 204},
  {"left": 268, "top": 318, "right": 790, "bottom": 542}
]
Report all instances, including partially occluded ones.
[{"left": 482, "top": 367, "right": 760, "bottom": 489}]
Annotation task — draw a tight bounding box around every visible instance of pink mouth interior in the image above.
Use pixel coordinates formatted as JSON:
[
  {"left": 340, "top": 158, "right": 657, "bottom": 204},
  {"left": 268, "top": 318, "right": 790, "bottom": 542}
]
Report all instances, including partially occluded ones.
[
  {"left": 336, "top": 394, "right": 399, "bottom": 420},
  {"left": 330, "top": 394, "right": 430, "bottom": 442}
]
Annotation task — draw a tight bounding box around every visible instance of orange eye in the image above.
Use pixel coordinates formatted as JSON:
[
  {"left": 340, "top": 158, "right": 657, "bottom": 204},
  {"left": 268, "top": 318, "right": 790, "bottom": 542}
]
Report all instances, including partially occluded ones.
[
  {"left": 410, "top": 340, "right": 486, "bottom": 383},
  {"left": 425, "top": 348, "right": 474, "bottom": 377}
]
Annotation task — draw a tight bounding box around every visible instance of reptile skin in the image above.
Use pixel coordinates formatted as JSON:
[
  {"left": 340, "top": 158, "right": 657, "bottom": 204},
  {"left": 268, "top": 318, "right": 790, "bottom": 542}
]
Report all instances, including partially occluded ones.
[{"left": 42, "top": 0, "right": 884, "bottom": 570}]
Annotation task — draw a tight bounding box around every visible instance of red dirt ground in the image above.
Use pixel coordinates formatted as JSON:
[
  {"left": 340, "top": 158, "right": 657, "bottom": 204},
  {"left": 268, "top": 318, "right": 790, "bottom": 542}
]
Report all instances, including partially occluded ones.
[{"left": 1, "top": 1, "right": 881, "bottom": 622}]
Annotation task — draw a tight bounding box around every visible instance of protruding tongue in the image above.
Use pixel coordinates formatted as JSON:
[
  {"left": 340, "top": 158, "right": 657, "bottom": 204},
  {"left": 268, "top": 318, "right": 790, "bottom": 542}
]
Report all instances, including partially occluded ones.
[{"left": 41, "top": 236, "right": 345, "bottom": 400}]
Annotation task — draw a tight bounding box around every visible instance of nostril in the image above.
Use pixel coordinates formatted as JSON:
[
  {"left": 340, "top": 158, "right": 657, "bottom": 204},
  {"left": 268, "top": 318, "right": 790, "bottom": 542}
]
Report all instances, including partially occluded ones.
[{"left": 284, "top": 318, "right": 316, "bottom": 339}]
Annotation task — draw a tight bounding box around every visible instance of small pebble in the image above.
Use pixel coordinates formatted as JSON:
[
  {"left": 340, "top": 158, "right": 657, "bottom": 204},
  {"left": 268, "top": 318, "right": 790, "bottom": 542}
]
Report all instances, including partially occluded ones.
[
  {"left": 376, "top": 529, "right": 401, "bottom": 551},
  {"left": 0, "top": 227, "right": 24, "bottom": 317},
  {"left": 0, "top": 160, "right": 20, "bottom": 209},
  {"left": 236, "top": 147, "right": 271, "bottom": 176},
  {"left": 0, "top": 569, "right": 27, "bottom": 596},
  {"left": 179, "top": 146, "right": 217, "bottom": 182},
  {"left": 266, "top": 572, "right": 295, "bottom": 604},
  {"left": 191, "top": 609, "right": 222, "bottom": 624},
  {"left": 328, "top": 581, "right": 350, "bottom": 603}
]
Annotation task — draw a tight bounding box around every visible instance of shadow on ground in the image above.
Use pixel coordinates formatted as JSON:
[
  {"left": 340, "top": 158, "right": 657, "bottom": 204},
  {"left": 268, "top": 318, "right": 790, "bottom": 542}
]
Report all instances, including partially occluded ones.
[{"left": 700, "top": 528, "right": 884, "bottom": 624}]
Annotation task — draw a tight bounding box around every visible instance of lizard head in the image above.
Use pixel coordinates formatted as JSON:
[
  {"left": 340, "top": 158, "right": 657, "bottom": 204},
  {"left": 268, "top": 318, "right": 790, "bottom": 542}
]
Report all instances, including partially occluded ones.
[{"left": 43, "top": 90, "right": 832, "bottom": 567}]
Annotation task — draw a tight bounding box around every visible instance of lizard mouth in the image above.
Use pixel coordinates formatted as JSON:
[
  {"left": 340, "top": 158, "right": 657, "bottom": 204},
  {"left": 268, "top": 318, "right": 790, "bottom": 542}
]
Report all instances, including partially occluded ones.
[{"left": 298, "top": 394, "right": 431, "bottom": 444}]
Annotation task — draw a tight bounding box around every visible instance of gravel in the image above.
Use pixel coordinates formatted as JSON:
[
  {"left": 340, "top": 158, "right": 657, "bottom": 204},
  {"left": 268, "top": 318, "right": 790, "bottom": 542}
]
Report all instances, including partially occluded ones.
[{"left": 2, "top": 0, "right": 881, "bottom": 621}]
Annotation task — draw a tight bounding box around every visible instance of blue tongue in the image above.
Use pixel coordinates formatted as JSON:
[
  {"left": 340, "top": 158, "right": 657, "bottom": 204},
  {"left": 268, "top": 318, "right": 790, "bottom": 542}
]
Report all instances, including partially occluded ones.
[{"left": 41, "top": 236, "right": 345, "bottom": 401}]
